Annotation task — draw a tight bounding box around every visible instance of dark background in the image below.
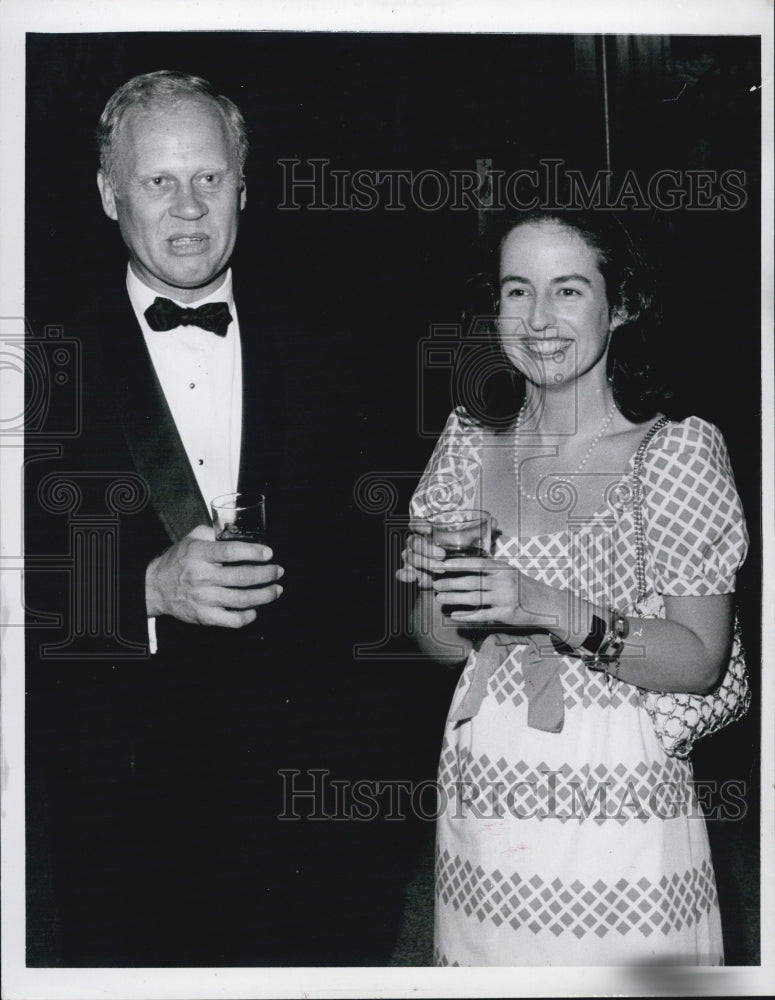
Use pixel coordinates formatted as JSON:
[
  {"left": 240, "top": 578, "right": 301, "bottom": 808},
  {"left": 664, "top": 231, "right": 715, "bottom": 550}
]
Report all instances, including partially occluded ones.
[{"left": 25, "top": 32, "right": 762, "bottom": 965}]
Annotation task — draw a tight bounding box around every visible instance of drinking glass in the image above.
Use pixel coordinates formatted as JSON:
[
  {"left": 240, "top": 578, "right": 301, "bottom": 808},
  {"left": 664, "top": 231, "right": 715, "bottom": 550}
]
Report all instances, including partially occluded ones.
[
  {"left": 211, "top": 492, "right": 267, "bottom": 544},
  {"left": 429, "top": 509, "right": 492, "bottom": 559},
  {"left": 428, "top": 509, "right": 492, "bottom": 615}
]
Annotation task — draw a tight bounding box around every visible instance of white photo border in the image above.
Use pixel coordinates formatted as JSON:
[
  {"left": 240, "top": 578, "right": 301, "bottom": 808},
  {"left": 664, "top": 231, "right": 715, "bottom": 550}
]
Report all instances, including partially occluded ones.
[{"left": 1, "top": 1, "right": 773, "bottom": 998}]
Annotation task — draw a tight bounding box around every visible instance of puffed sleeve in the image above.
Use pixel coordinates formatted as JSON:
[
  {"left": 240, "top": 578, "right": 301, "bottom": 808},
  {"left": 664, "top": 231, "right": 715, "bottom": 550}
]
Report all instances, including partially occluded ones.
[
  {"left": 641, "top": 416, "right": 749, "bottom": 596},
  {"left": 410, "top": 406, "right": 484, "bottom": 518}
]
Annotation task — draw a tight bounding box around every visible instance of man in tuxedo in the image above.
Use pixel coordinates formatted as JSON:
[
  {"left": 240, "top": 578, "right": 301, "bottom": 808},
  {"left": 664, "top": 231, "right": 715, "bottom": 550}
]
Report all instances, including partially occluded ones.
[
  {"left": 96, "top": 70, "right": 284, "bottom": 632},
  {"left": 26, "top": 70, "right": 313, "bottom": 967}
]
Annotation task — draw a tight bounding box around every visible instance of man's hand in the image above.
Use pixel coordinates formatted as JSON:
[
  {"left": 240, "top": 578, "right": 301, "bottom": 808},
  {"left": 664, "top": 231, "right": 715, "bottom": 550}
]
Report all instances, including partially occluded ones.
[{"left": 145, "top": 525, "right": 284, "bottom": 627}]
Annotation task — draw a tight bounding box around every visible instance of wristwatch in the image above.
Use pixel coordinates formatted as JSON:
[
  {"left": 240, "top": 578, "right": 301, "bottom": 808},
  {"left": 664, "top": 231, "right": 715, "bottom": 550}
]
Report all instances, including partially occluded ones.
[{"left": 581, "top": 609, "right": 629, "bottom": 671}]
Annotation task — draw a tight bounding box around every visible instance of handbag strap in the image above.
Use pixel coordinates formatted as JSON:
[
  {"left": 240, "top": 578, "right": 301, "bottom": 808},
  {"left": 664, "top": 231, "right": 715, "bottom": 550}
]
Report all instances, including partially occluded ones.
[{"left": 631, "top": 415, "right": 671, "bottom": 604}]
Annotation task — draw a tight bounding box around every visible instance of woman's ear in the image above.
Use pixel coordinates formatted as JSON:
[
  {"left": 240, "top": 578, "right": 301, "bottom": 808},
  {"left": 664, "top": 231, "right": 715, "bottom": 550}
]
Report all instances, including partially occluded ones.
[{"left": 609, "top": 307, "right": 629, "bottom": 331}]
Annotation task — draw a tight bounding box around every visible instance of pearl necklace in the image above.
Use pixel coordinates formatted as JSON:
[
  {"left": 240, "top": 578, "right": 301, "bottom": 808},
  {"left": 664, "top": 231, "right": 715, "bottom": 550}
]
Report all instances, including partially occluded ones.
[{"left": 514, "top": 399, "right": 617, "bottom": 502}]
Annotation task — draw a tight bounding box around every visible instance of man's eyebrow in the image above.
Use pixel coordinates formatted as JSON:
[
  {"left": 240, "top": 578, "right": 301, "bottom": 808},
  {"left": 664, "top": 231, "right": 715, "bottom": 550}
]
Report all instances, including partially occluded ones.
[
  {"left": 135, "top": 163, "right": 233, "bottom": 176},
  {"left": 499, "top": 273, "right": 593, "bottom": 288}
]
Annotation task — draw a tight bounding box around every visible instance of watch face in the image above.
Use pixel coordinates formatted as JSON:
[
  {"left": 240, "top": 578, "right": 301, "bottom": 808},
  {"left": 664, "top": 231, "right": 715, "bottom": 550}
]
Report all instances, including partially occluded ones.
[
  {"left": 582, "top": 613, "right": 608, "bottom": 655},
  {"left": 612, "top": 611, "right": 630, "bottom": 640}
]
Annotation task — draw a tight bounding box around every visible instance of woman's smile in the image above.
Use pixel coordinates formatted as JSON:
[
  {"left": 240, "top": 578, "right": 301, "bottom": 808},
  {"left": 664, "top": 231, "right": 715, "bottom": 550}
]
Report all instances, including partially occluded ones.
[{"left": 523, "top": 337, "right": 573, "bottom": 358}]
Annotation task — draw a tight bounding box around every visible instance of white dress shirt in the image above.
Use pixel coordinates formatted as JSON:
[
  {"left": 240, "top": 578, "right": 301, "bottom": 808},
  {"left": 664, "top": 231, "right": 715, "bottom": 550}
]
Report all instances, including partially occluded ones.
[{"left": 126, "top": 266, "right": 244, "bottom": 651}]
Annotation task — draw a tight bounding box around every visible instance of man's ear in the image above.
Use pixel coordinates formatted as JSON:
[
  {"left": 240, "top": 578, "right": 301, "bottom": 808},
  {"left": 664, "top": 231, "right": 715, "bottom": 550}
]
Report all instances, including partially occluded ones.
[
  {"left": 239, "top": 180, "right": 247, "bottom": 211},
  {"left": 97, "top": 171, "right": 118, "bottom": 221}
]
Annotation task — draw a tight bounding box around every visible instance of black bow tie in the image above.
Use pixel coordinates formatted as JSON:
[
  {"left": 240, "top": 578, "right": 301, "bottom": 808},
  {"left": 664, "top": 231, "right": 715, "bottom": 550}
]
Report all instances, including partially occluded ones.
[{"left": 144, "top": 297, "right": 233, "bottom": 336}]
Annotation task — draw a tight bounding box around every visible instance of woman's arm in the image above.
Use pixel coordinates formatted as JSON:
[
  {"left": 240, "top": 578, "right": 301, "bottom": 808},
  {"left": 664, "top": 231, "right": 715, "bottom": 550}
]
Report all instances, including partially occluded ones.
[{"left": 434, "top": 560, "right": 735, "bottom": 694}]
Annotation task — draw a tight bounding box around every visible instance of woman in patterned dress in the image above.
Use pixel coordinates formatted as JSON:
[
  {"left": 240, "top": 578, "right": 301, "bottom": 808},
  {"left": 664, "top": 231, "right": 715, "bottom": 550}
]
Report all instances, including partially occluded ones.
[{"left": 399, "top": 210, "right": 748, "bottom": 966}]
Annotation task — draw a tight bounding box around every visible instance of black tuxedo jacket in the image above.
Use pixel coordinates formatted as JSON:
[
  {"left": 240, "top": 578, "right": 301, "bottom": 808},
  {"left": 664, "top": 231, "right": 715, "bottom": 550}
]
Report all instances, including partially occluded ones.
[{"left": 25, "top": 268, "right": 319, "bottom": 965}]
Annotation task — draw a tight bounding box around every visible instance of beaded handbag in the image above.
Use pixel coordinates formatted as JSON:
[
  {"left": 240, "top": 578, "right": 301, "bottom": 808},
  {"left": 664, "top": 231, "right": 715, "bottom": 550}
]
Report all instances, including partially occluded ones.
[{"left": 630, "top": 417, "right": 751, "bottom": 759}]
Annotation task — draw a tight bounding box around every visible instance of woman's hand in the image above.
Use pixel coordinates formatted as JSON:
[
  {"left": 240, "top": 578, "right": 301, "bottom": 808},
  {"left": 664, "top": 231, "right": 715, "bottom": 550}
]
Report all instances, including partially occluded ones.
[
  {"left": 432, "top": 556, "right": 548, "bottom": 628},
  {"left": 397, "top": 522, "right": 446, "bottom": 588},
  {"left": 398, "top": 516, "right": 502, "bottom": 589}
]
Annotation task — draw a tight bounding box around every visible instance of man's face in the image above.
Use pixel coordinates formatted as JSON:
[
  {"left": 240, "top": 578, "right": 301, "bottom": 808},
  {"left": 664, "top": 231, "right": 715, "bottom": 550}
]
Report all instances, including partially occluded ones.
[{"left": 97, "top": 98, "right": 246, "bottom": 303}]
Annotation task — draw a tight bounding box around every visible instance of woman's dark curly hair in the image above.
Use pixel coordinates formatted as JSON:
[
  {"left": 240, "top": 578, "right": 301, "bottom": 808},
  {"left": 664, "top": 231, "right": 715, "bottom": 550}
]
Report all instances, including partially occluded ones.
[{"left": 453, "top": 209, "right": 676, "bottom": 429}]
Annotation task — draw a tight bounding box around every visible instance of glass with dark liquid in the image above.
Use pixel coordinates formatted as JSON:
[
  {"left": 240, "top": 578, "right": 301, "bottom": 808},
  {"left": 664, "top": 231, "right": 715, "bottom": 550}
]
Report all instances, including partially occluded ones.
[
  {"left": 211, "top": 493, "right": 269, "bottom": 605},
  {"left": 429, "top": 510, "right": 492, "bottom": 616},
  {"left": 211, "top": 491, "right": 267, "bottom": 544}
]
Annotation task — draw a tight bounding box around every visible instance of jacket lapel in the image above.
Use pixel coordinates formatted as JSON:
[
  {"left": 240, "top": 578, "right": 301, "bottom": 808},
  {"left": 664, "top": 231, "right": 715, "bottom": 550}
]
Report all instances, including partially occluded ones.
[
  {"left": 107, "top": 298, "right": 210, "bottom": 544},
  {"left": 100, "top": 276, "right": 285, "bottom": 546}
]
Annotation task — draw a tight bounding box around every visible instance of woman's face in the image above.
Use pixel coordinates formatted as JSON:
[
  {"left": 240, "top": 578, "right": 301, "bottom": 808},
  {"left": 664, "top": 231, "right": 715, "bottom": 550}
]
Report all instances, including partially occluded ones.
[{"left": 498, "top": 221, "right": 619, "bottom": 389}]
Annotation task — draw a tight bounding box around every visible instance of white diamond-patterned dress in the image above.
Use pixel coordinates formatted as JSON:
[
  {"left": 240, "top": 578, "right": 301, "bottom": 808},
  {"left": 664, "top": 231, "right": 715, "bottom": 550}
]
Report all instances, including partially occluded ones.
[{"left": 410, "top": 409, "right": 748, "bottom": 966}]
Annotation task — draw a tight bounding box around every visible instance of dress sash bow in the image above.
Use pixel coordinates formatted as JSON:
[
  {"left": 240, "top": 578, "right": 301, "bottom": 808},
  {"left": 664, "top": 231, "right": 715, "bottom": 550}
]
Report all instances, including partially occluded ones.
[{"left": 449, "top": 632, "right": 565, "bottom": 733}]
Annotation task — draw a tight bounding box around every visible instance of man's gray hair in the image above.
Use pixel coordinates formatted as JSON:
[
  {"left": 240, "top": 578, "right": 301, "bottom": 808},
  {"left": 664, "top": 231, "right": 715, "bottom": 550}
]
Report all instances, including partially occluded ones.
[{"left": 97, "top": 70, "right": 248, "bottom": 185}]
